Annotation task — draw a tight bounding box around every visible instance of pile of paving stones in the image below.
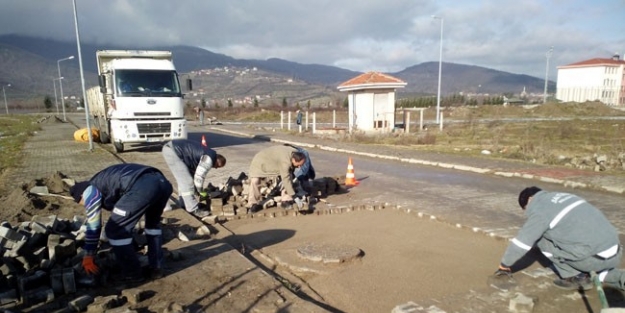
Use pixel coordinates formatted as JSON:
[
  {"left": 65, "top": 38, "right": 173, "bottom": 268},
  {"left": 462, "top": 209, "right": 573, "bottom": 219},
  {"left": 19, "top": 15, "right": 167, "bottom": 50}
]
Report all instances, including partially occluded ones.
[
  {"left": 0, "top": 213, "right": 200, "bottom": 312},
  {"left": 202, "top": 172, "right": 345, "bottom": 219}
]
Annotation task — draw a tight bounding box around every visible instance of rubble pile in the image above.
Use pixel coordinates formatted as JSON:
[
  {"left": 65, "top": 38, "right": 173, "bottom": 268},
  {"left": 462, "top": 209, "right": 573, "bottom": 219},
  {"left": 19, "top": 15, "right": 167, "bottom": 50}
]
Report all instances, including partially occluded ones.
[
  {"left": 0, "top": 210, "right": 201, "bottom": 312},
  {"left": 203, "top": 172, "right": 345, "bottom": 218},
  {"left": 0, "top": 213, "right": 93, "bottom": 310},
  {"left": 567, "top": 153, "right": 625, "bottom": 171}
]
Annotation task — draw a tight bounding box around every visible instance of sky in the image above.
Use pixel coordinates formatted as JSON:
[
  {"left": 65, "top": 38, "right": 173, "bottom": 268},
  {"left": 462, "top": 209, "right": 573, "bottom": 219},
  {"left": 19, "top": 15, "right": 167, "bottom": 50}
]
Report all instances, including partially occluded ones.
[{"left": 0, "top": 0, "right": 623, "bottom": 80}]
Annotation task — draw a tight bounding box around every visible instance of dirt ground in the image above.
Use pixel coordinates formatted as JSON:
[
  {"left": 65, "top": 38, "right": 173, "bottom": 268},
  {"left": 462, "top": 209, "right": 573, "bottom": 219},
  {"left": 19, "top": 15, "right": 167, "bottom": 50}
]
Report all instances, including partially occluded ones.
[
  {"left": 0, "top": 171, "right": 84, "bottom": 225},
  {"left": 1, "top": 172, "right": 621, "bottom": 312}
]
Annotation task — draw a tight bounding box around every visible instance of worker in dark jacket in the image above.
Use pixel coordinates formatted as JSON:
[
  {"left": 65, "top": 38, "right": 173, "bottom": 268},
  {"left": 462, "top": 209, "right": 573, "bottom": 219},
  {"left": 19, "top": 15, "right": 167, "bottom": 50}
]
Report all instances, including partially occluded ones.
[
  {"left": 70, "top": 163, "right": 173, "bottom": 282},
  {"left": 495, "top": 187, "right": 625, "bottom": 291},
  {"left": 283, "top": 144, "right": 315, "bottom": 195},
  {"left": 162, "top": 139, "right": 226, "bottom": 217}
]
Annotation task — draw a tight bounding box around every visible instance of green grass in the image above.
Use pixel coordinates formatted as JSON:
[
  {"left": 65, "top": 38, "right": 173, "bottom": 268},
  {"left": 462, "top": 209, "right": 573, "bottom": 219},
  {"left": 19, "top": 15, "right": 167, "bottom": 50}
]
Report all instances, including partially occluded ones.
[{"left": 0, "top": 115, "right": 42, "bottom": 175}]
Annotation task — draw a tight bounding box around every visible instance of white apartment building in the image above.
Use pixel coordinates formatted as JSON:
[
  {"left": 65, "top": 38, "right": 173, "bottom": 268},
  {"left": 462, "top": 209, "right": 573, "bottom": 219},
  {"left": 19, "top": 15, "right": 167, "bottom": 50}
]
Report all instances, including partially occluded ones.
[{"left": 556, "top": 54, "right": 625, "bottom": 106}]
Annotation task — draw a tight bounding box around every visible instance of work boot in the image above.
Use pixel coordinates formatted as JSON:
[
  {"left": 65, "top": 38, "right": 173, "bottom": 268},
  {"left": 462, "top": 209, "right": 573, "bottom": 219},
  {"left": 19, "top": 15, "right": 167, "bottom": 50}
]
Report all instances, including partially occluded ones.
[
  {"left": 146, "top": 234, "right": 163, "bottom": 270},
  {"left": 553, "top": 273, "right": 593, "bottom": 291},
  {"left": 191, "top": 208, "right": 211, "bottom": 218},
  {"left": 111, "top": 244, "right": 144, "bottom": 283}
]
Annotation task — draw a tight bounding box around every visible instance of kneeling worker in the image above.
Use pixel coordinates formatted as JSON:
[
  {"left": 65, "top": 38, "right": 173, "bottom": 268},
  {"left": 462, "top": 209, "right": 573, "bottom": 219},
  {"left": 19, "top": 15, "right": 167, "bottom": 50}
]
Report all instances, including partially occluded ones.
[
  {"left": 496, "top": 186, "right": 625, "bottom": 291},
  {"left": 247, "top": 145, "right": 306, "bottom": 213},
  {"left": 70, "top": 163, "right": 173, "bottom": 282},
  {"left": 162, "top": 138, "right": 227, "bottom": 218}
]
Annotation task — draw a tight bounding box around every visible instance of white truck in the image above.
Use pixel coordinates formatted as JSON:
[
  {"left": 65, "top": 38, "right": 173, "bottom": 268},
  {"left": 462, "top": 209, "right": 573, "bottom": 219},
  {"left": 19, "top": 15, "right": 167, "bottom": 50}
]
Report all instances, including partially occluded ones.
[{"left": 86, "top": 50, "right": 189, "bottom": 152}]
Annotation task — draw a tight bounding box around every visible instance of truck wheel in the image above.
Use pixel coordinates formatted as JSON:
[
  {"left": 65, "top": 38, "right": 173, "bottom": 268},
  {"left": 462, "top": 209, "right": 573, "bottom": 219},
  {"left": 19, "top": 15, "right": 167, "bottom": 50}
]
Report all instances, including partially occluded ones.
[
  {"left": 100, "top": 131, "right": 110, "bottom": 144},
  {"left": 113, "top": 141, "right": 124, "bottom": 153}
]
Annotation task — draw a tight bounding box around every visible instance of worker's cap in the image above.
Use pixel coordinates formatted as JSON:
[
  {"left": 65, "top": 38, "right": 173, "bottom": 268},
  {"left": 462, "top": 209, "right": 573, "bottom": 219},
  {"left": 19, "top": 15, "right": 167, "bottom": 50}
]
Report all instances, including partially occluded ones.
[
  {"left": 518, "top": 186, "right": 542, "bottom": 209},
  {"left": 69, "top": 181, "right": 90, "bottom": 203}
]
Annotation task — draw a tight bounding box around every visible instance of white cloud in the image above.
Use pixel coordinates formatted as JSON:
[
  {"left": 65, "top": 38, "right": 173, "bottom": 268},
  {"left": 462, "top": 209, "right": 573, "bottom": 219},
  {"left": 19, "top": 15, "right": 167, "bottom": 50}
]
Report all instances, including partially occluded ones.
[{"left": 0, "top": 0, "right": 622, "bottom": 79}]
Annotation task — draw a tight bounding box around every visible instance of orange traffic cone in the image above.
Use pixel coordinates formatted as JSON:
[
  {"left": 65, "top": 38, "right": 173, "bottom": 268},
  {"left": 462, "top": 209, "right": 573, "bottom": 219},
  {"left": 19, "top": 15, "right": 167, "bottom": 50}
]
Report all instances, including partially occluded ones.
[
  {"left": 201, "top": 135, "right": 207, "bottom": 147},
  {"left": 345, "top": 157, "right": 359, "bottom": 186}
]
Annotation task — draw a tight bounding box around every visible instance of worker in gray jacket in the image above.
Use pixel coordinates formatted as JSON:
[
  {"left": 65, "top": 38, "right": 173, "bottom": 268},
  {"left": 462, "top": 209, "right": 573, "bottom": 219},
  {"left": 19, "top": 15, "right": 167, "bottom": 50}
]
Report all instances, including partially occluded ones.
[
  {"left": 495, "top": 186, "right": 625, "bottom": 291},
  {"left": 162, "top": 139, "right": 226, "bottom": 218}
]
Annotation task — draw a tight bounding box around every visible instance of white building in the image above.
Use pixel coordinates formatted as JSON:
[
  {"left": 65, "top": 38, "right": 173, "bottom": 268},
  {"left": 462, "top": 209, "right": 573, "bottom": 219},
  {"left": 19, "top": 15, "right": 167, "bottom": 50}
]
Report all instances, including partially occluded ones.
[
  {"left": 337, "top": 72, "right": 406, "bottom": 133},
  {"left": 556, "top": 54, "right": 625, "bottom": 106}
]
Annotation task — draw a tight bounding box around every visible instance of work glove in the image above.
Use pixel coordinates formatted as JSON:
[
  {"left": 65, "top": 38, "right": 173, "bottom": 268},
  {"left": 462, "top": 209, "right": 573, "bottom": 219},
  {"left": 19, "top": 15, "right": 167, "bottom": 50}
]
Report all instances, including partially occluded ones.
[
  {"left": 493, "top": 264, "right": 512, "bottom": 277},
  {"left": 82, "top": 255, "right": 100, "bottom": 275},
  {"left": 198, "top": 191, "right": 208, "bottom": 199}
]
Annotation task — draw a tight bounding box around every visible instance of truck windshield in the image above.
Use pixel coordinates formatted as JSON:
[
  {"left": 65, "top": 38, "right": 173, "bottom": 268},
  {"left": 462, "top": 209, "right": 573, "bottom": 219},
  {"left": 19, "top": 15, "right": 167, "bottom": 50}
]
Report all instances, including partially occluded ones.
[{"left": 115, "top": 70, "right": 181, "bottom": 97}]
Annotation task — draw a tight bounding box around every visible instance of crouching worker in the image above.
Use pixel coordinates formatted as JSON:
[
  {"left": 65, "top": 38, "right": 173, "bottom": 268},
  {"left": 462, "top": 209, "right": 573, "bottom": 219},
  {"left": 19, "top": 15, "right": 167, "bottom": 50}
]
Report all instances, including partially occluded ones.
[
  {"left": 496, "top": 186, "right": 625, "bottom": 291},
  {"left": 284, "top": 144, "right": 315, "bottom": 191},
  {"left": 70, "top": 163, "right": 173, "bottom": 282},
  {"left": 247, "top": 145, "right": 306, "bottom": 213},
  {"left": 161, "top": 139, "right": 227, "bottom": 218}
]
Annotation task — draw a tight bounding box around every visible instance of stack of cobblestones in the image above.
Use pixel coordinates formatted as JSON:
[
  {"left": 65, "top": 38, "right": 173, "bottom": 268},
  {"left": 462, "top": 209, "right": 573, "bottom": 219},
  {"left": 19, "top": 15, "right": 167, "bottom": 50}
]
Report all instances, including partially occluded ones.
[
  {"left": 0, "top": 213, "right": 193, "bottom": 312},
  {"left": 202, "top": 172, "right": 345, "bottom": 220}
]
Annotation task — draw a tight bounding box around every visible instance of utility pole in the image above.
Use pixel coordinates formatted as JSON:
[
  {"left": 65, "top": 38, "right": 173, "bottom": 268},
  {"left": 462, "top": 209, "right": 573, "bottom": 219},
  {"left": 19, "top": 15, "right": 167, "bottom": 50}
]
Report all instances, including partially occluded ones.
[
  {"left": 73, "top": 0, "right": 94, "bottom": 151},
  {"left": 432, "top": 15, "right": 444, "bottom": 124},
  {"left": 543, "top": 46, "right": 553, "bottom": 104}
]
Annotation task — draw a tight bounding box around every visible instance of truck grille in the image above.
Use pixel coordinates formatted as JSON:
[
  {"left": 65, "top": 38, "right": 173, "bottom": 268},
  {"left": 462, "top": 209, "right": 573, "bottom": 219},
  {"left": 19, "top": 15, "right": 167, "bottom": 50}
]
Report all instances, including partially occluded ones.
[
  {"left": 134, "top": 112, "right": 171, "bottom": 117},
  {"left": 137, "top": 123, "right": 171, "bottom": 134}
]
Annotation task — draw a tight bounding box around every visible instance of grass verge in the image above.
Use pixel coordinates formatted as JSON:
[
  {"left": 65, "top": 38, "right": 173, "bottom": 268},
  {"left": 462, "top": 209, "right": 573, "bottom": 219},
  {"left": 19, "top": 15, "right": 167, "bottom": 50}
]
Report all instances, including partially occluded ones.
[{"left": 0, "top": 115, "right": 42, "bottom": 175}]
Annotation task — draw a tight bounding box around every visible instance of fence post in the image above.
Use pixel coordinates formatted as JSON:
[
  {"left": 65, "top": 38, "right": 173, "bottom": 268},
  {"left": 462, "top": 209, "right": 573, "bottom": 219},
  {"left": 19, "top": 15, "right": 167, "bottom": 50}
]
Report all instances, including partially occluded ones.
[
  {"left": 333, "top": 110, "right": 336, "bottom": 128},
  {"left": 312, "top": 112, "right": 316, "bottom": 134},
  {"left": 439, "top": 113, "right": 444, "bottom": 131},
  {"left": 305, "top": 111, "right": 309, "bottom": 130},
  {"left": 405, "top": 111, "right": 411, "bottom": 134},
  {"left": 419, "top": 110, "right": 424, "bottom": 131},
  {"left": 280, "top": 111, "right": 284, "bottom": 129},
  {"left": 288, "top": 111, "right": 291, "bottom": 131}
]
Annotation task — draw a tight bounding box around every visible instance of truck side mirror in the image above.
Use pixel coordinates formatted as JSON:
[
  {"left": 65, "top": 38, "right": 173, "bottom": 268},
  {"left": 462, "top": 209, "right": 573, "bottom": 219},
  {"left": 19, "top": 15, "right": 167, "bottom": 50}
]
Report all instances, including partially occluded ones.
[
  {"left": 98, "top": 75, "right": 106, "bottom": 93},
  {"left": 186, "top": 78, "right": 193, "bottom": 91}
]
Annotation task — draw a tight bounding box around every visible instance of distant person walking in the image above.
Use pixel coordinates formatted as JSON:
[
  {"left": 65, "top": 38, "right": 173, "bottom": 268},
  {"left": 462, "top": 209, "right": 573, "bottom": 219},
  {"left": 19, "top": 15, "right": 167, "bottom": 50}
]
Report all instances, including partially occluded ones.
[
  {"left": 495, "top": 186, "right": 625, "bottom": 291},
  {"left": 162, "top": 139, "right": 226, "bottom": 218},
  {"left": 69, "top": 163, "right": 172, "bottom": 282}
]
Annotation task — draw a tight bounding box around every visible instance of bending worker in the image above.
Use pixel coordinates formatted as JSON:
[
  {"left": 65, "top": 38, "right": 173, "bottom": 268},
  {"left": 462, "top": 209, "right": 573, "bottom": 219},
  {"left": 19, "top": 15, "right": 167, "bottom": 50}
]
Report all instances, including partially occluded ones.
[
  {"left": 496, "top": 186, "right": 625, "bottom": 291},
  {"left": 284, "top": 143, "right": 315, "bottom": 190},
  {"left": 247, "top": 145, "right": 306, "bottom": 213},
  {"left": 162, "top": 138, "right": 226, "bottom": 218},
  {"left": 70, "top": 163, "right": 173, "bottom": 282}
]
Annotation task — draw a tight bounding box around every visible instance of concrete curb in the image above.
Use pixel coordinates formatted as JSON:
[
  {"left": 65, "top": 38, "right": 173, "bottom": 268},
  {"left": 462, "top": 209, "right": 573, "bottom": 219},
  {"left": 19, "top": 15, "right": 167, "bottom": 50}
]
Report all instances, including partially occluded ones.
[{"left": 210, "top": 126, "right": 625, "bottom": 195}]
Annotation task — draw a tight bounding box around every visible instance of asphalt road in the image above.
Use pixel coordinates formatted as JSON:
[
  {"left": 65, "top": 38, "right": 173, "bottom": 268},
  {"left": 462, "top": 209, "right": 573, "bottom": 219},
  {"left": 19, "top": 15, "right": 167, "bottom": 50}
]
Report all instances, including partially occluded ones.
[{"left": 69, "top": 112, "right": 625, "bottom": 238}]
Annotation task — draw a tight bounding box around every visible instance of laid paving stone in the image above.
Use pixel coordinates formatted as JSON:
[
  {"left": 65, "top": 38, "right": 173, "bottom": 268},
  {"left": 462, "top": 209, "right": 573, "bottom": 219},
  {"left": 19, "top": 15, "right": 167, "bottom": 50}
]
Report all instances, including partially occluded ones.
[{"left": 296, "top": 242, "right": 363, "bottom": 264}]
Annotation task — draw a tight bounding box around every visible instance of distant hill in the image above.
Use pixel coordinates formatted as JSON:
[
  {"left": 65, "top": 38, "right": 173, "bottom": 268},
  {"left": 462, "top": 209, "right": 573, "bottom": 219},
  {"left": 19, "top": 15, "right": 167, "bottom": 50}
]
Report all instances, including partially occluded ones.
[
  {"left": 393, "top": 62, "right": 554, "bottom": 95},
  {"left": 0, "top": 34, "right": 554, "bottom": 105}
]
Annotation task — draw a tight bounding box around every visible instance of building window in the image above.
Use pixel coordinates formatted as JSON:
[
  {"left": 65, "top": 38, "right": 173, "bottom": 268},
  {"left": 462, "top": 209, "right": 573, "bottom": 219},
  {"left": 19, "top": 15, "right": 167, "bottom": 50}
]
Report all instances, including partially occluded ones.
[{"left": 374, "top": 120, "right": 388, "bottom": 129}]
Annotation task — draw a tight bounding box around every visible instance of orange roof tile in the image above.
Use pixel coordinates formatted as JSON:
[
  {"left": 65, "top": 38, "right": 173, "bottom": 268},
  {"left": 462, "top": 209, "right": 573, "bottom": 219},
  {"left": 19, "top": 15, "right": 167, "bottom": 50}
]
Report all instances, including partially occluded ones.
[
  {"left": 560, "top": 57, "right": 625, "bottom": 68},
  {"left": 338, "top": 72, "right": 406, "bottom": 88}
]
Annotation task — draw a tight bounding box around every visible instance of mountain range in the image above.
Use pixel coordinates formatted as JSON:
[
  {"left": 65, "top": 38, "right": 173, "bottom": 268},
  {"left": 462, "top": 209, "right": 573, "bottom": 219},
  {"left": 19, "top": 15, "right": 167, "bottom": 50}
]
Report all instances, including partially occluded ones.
[{"left": 0, "top": 34, "right": 555, "bottom": 105}]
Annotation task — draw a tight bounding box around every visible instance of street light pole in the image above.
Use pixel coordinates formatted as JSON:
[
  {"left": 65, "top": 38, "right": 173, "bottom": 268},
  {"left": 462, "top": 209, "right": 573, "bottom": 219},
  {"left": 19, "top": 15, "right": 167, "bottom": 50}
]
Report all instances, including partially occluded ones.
[
  {"left": 53, "top": 78, "right": 59, "bottom": 114},
  {"left": 432, "top": 15, "right": 443, "bottom": 124},
  {"left": 2, "top": 84, "right": 10, "bottom": 115},
  {"left": 73, "top": 0, "right": 93, "bottom": 151},
  {"left": 58, "top": 55, "right": 74, "bottom": 122},
  {"left": 543, "top": 46, "right": 553, "bottom": 104}
]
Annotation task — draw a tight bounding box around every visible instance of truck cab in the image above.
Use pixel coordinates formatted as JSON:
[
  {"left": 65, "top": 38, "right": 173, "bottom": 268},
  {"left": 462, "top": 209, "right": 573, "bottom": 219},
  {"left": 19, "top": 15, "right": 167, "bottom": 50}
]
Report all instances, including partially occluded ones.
[{"left": 88, "top": 50, "right": 188, "bottom": 152}]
